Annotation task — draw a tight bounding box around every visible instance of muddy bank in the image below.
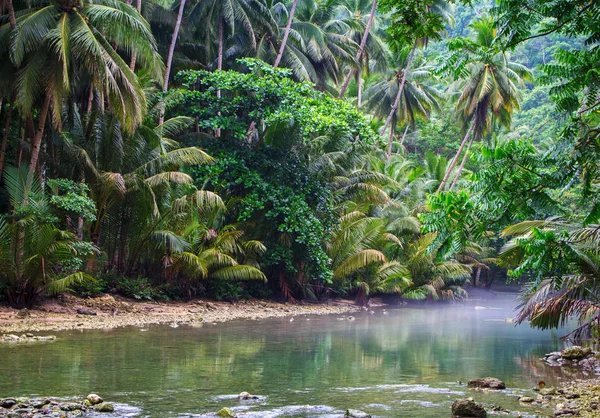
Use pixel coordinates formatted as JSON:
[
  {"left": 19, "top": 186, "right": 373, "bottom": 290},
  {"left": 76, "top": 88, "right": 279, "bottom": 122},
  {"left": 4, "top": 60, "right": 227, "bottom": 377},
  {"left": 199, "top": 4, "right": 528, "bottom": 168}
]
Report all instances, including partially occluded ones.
[{"left": 0, "top": 294, "right": 361, "bottom": 334}]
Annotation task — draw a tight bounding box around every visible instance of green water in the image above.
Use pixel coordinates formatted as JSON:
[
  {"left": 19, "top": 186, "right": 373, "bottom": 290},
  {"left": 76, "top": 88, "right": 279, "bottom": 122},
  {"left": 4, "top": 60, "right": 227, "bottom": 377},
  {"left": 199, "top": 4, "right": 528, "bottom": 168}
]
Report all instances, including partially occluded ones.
[{"left": 0, "top": 294, "right": 578, "bottom": 417}]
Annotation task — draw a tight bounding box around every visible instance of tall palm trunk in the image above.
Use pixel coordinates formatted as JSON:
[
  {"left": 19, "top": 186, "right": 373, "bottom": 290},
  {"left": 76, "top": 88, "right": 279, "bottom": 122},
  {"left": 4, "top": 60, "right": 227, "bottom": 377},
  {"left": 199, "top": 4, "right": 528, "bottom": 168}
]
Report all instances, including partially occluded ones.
[
  {"left": 216, "top": 12, "right": 223, "bottom": 137},
  {"left": 399, "top": 123, "right": 409, "bottom": 145},
  {"left": 449, "top": 135, "right": 474, "bottom": 190},
  {"left": 28, "top": 93, "right": 51, "bottom": 179},
  {"left": 273, "top": 0, "right": 298, "bottom": 68},
  {"left": 6, "top": 0, "right": 16, "bottom": 28},
  {"left": 158, "top": 0, "right": 187, "bottom": 125},
  {"left": 338, "top": 0, "right": 378, "bottom": 99},
  {"left": 437, "top": 122, "right": 474, "bottom": 192},
  {"left": 379, "top": 40, "right": 417, "bottom": 136},
  {"left": 0, "top": 98, "right": 14, "bottom": 174},
  {"left": 356, "top": 66, "right": 363, "bottom": 107},
  {"left": 386, "top": 123, "right": 395, "bottom": 161},
  {"left": 129, "top": 0, "right": 143, "bottom": 69}
]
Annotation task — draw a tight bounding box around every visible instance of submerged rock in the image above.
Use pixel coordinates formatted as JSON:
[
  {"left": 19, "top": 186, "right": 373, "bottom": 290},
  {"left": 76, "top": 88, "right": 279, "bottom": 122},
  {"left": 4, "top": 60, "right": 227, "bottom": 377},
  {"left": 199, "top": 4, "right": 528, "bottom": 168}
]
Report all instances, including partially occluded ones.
[
  {"left": 216, "top": 407, "right": 236, "bottom": 417},
  {"left": 344, "top": 409, "right": 371, "bottom": 418},
  {"left": 467, "top": 377, "right": 506, "bottom": 390},
  {"left": 451, "top": 398, "right": 487, "bottom": 417}
]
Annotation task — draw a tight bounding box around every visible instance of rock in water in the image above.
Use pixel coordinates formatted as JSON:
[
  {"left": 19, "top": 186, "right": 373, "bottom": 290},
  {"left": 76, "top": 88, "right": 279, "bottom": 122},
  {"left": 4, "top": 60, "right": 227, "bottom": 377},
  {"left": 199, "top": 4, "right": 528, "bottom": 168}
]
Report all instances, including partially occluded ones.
[
  {"left": 216, "top": 407, "right": 237, "bottom": 417},
  {"left": 344, "top": 409, "right": 372, "bottom": 418},
  {"left": 238, "top": 392, "right": 259, "bottom": 400},
  {"left": 1, "top": 398, "right": 17, "bottom": 408},
  {"left": 451, "top": 399, "right": 487, "bottom": 417},
  {"left": 86, "top": 394, "right": 103, "bottom": 405},
  {"left": 96, "top": 402, "right": 114, "bottom": 412},
  {"left": 561, "top": 346, "right": 585, "bottom": 359},
  {"left": 467, "top": 377, "right": 506, "bottom": 390}
]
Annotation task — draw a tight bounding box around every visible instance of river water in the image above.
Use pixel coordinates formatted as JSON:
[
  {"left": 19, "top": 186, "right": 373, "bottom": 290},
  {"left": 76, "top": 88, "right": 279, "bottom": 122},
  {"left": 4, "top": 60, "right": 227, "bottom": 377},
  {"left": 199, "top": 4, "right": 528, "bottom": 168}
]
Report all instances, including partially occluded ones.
[{"left": 0, "top": 293, "right": 580, "bottom": 417}]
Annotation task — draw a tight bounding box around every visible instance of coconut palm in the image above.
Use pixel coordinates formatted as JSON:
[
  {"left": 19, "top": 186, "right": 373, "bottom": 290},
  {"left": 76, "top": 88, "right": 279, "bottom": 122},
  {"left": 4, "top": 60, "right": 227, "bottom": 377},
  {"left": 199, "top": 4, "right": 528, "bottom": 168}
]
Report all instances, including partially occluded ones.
[
  {"left": 438, "top": 16, "right": 532, "bottom": 191},
  {"left": 364, "top": 52, "right": 441, "bottom": 160},
  {"left": 0, "top": 0, "right": 164, "bottom": 177},
  {"left": 337, "top": 0, "right": 387, "bottom": 101}
]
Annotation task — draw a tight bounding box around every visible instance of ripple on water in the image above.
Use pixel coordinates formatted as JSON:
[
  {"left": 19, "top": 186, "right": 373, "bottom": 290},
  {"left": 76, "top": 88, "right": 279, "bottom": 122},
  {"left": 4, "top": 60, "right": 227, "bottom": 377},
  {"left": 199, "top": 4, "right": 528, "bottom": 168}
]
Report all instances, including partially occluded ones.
[
  {"left": 185, "top": 404, "right": 342, "bottom": 418},
  {"left": 335, "top": 383, "right": 465, "bottom": 396}
]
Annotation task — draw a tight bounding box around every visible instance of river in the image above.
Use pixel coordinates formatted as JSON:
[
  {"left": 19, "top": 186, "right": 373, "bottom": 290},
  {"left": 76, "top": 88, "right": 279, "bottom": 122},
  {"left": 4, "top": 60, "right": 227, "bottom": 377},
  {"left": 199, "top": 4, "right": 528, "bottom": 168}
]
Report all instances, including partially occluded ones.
[{"left": 0, "top": 292, "right": 580, "bottom": 417}]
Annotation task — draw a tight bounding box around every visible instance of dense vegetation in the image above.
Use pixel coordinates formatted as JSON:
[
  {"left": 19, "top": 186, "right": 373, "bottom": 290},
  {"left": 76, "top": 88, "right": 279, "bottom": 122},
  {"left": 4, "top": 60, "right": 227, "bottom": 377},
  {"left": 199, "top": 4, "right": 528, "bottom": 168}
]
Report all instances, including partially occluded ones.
[{"left": 0, "top": 0, "right": 598, "bottom": 342}]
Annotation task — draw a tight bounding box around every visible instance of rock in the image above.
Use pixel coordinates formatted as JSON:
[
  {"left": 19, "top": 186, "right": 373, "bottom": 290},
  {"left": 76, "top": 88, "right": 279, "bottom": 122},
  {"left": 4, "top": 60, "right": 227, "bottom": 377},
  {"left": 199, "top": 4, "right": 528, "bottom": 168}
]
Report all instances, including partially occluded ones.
[
  {"left": 32, "top": 399, "right": 50, "bottom": 409},
  {"left": 519, "top": 396, "right": 534, "bottom": 403},
  {"left": 1, "top": 398, "right": 17, "bottom": 408},
  {"left": 60, "top": 402, "right": 82, "bottom": 411},
  {"left": 540, "top": 388, "right": 556, "bottom": 396},
  {"left": 96, "top": 402, "right": 114, "bottom": 412},
  {"left": 562, "top": 346, "right": 585, "bottom": 359},
  {"left": 344, "top": 409, "right": 371, "bottom": 418},
  {"left": 86, "top": 394, "right": 103, "bottom": 405},
  {"left": 216, "top": 407, "right": 236, "bottom": 417},
  {"left": 16, "top": 308, "right": 30, "bottom": 318},
  {"left": 76, "top": 308, "right": 97, "bottom": 316},
  {"left": 238, "top": 391, "right": 259, "bottom": 400},
  {"left": 451, "top": 398, "right": 487, "bottom": 417},
  {"left": 467, "top": 377, "right": 506, "bottom": 390}
]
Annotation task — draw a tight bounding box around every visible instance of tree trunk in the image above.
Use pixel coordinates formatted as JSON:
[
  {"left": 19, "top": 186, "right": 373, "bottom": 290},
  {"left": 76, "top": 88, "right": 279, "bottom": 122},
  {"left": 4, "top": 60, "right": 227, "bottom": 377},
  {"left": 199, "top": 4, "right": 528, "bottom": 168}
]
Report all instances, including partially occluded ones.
[
  {"left": 399, "top": 123, "right": 409, "bottom": 145},
  {"left": 449, "top": 135, "right": 474, "bottom": 190},
  {"left": 474, "top": 265, "right": 482, "bottom": 287},
  {"left": 356, "top": 66, "right": 363, "bottom": 108},
  {"left": 216, "top": 12, "right": 223, "bottom": 138},
  {"left": 437, "top": 122, "right": 474, "bottom": 192},
  {"left": 129, "top": 0, "right": 143, "bottom": 70},
  {"left": 0, "top": 99, "right": 14, "bottom": 175},
  {"left": 273, "top": 0, "right": 298, "bottom": 68},
  {"left": 6, "top": 0, "right": 16, "bottom": 29},
  {"left": 338, "top": 0, "right": 378, "bottom": 99},
  {"left": 158, "top": 0, "right": 187, "bottom": 125},
  {"left": 379, "top": 39, "right": 417, "bottom": 136},
  {"left": 386, "top": 124, "right": 394, "bottom": 161},
  {"left": 28, "top": 93, "right": 51, "bottom": 179}
]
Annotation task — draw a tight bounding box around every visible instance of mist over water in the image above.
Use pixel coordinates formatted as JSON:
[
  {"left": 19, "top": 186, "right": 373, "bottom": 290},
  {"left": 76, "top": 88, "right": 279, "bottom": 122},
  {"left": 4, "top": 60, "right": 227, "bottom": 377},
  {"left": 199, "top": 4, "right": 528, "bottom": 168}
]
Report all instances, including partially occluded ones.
[{"left": 0, "top": 292, "right": 580, "bottom": 417}]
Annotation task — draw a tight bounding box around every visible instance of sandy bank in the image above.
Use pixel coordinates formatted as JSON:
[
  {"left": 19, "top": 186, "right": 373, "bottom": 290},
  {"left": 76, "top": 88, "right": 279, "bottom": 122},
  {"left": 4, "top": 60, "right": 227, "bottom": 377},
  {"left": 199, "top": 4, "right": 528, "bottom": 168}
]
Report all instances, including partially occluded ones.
[{"left": 0, "top": 294, "right": 361, "bottom": 334}]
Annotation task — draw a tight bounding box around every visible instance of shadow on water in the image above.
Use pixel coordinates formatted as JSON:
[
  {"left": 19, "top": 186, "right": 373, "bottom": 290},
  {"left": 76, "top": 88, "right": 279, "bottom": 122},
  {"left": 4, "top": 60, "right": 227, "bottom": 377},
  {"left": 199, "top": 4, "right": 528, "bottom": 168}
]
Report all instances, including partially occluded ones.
[{"left": 0, "top": 292, "right": 584, "bottom": 417}]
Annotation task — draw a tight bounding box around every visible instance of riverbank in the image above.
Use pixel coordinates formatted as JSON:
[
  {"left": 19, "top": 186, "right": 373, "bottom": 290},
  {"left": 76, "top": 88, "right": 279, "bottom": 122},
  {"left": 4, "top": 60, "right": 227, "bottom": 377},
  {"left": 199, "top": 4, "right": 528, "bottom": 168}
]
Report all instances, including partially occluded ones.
[{"left": 0, "top": 294, "right": 361, "bottom": 334}]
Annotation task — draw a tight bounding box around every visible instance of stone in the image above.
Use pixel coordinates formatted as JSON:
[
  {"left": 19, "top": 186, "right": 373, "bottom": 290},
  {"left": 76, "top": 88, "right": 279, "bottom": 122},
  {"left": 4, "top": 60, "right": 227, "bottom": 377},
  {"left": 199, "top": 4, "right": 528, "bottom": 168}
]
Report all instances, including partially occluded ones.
[
  {"left": 216, "top": 407, "right": 236, "bottom": 417},
  {"left": 540, "top": 388, "right": 556, "bottom": 396},
  {"left": 238, "top": 391, "right": 259, "bottom": 400},
  {"left": 1, "top": 398, "right": 17, "bottom": 408},
  {"left": 344, "top": 409, "right": 371, "bottom": 418},
  {"left": 16, "top": 309, "right": 30, "bottom": 318},
  {"left": 451, "top": 399, "right": 487, "bottom": 417},
  {"left": 562, "top": 346, "right": 585, "bottom": 359},
  {"left": 467, "top": 377, "right": 506, "bottom": 390},
  {"left": 86, "top": 394, "right": 103, "bottom": 405},
  {"left": 60, "top": 402, "right": 82, "bottom": 411},
  {"left": 519, "top": 396, "right": 534, "bottom": 403},
  {"left": 96, "top": 402, "right": 114, "bottom": 412},
  {"left": 32, "top": 399, "right": 50, "bottom": 409},
  {"left": 76, "top": 308, "right": 97, "bottom": 316}
]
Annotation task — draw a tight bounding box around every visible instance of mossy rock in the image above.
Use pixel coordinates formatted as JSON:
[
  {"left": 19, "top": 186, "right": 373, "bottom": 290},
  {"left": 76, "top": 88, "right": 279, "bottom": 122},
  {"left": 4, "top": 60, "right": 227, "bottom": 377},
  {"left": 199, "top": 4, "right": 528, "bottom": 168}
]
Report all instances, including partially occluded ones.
[
  {"left": 216, "top": 407, "right": 236, "bottom": 417},
  {"left": 96, "top": 402, "right": 114, "bottom": 412}
]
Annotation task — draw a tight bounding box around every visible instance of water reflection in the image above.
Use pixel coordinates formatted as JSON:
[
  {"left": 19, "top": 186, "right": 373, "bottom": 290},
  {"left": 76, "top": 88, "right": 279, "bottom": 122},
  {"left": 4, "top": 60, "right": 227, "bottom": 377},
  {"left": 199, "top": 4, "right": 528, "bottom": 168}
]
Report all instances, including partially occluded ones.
[{"left": 0, "top": 293, "right": 573, "bottom": 417}]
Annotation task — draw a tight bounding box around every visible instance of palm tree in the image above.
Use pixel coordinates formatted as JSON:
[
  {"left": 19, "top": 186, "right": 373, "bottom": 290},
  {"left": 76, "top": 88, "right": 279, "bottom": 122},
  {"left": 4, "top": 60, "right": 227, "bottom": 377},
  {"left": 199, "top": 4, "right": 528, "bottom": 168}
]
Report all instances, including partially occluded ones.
[
  {"left": 337, "top": 0, "right": 384, "bottom": 100},
  {"left": 379, "top": 0, "right": 453, "bottom": 136},
  {"left": 291, "top": 0, "right": 358, "bottom": 90},
  {"left": 0, "top": 0, "right": 164, "bottom": 177},
  {"left": 0, "top": 165, "right": 95, "bottom": 308},
  {"left": 273, "top": 0, "right": 299, "bottom": 68},
  {"left": 438, "top": 16, "right": 531, "bottom": 191},
  {"left": 364, "top": 52, "right": 441, "bottom": 160},
  {"left": 326, "top": 210, "right": 408, "bottom": 305}
]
